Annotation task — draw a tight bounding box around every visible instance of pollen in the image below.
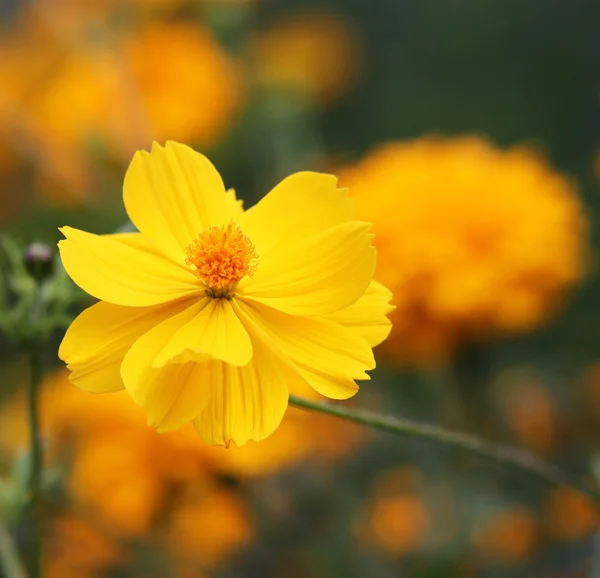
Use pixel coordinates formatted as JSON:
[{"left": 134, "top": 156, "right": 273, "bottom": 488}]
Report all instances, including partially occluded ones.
[{"left": 185, "top": 223, "right": 258, "bottom": 297}]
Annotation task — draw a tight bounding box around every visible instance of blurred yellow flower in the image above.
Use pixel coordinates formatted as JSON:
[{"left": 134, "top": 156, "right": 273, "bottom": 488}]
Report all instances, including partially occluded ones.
[
  {"left": 251, "top": 12, "right": 361, "bottom": 104},
  {"left": 58, "top": 141, "right": 393, "bottom": 446},
  {"left": 341, "top": 136, "right": 589, "bottom": 364}
]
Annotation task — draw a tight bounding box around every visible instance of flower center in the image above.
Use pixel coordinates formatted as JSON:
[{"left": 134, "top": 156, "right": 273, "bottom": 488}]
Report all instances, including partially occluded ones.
[{"left": 185, "top": 223, "right": 258, "bottom": 298}]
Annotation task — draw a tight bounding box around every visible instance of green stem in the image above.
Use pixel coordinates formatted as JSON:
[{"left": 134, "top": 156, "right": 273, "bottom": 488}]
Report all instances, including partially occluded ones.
[
  {"left": 0, "top": 523, "right": 27, "bottom": 578},
  {"left": 28, "top": 345, "right": 44, "bottom": 578},
  {"left": 289, "top": 395, "right": 600, "bottom": 505}
]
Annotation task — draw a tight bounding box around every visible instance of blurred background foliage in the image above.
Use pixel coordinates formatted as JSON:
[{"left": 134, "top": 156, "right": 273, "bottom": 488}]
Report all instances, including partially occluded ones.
[{"left": 1, "top": 0, "right": 600, "bottom": 576}]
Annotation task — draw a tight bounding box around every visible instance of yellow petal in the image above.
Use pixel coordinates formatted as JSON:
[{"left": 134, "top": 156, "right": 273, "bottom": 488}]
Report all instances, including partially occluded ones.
[
  {"left": 67, "top": 361, "right": 125, "bottom": 394},
  {"left": 60, "top": 300, "right": 189, "bottom": 393},
  {"left": 121, "top": 299, "right": 208, "bottom": 405},
  {"left": 193, "top": 337, "right": 289, "bottom": 446},
  {"left": 119, "top": 301, "right": 217, "bottom": 431},
  {"left": 293, "top": 370, "right": 360, "bottom": 400},
  {"left": 234, "top": 300, "right": 374, "bottom": 400},
  {"left": 123, "top": 141, "right": 232, "bottom": 261},
  {"left": 226, "top": 188, "right": 244, "bottom": 221},
  {"left": 153, "top": 298, "right": 253, "bottom": 367},
  {"left": 240, "top": 221, "right": 376, "bottom": 316},
  {"left": 59, "top": 227, "right": 199, "bottom": 306},
  {"left": 139, "top": 360, "right": 212, "bottom": 432},
  {"left": 324, "top": 280, "right": 394, "bottom": 347},
  {"left": 241, "top": 172, "right": 353, "bottom": 256}
]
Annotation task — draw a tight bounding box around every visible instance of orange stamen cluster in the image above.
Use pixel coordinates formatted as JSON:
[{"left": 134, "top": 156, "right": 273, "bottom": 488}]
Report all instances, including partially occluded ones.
[{"left": 185, "top": 223, "right": 258, "bottom": 297}]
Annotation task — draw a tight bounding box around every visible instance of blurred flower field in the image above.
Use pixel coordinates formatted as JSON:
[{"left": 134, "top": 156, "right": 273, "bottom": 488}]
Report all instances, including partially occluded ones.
[{"left": 1, "top": 0, "right": 600, "bottom": 577}]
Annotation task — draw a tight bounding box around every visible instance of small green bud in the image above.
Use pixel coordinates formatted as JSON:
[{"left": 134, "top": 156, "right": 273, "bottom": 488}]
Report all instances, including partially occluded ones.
[{"left": 0, "top": 236, "right": 85, "bottom": 346}]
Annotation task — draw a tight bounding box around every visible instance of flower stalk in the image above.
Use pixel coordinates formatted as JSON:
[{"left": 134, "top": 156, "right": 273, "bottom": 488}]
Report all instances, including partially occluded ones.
[
  {"left": 27, "top": 343, "right": 44, "bottom": 578},
  {"left": 0, "top": 522, "right": 27, "bottom": 578},
  {"left": 289, "top": 395, "right": 600, "bottom": 506}
]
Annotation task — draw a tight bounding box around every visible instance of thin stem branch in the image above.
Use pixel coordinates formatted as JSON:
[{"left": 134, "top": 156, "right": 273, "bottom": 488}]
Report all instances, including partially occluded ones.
[
  {"left": 0, "top": 523, "right": 27, "bottom": 578},
  {"left": 28, "top": 345, "right": 44, "bottom": 578},
  {"left": 289, "top": 395, "right": 600, "bottom": 505}
]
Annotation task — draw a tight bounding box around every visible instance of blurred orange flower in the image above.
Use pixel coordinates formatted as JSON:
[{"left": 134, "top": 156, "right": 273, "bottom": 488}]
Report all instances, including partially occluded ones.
[
  {"left": 472, "top": 507, "right": 539, "bottom": 562},
  {"left": 1, "top": 369, "right": 365, "bottom": 547},
  {"left": 0, "top": 7, "right": 93, "bottom": 207},
  {"left": 169, "top": 486, "right": 253, "bottom": 567},
  {"left": 27, "top": 22, "right": 243, "bottom": 153},
  {"left": 495, "top": 370, "right": 558, "bottom": 455},
  {"left": 545, "top": 488, "right": 599, "bottom": 541},
  {"left": 358, "top": 468, "right": 431, "bottom": 555},
  {"left": 251, "top": 12, "right": 361, "bottom": 104},
  {"left": 29, "top": 49, "right": 124, "bottom": 150},
  {"left": 45, "top": 514, "right": 125, "bottom": 578},
  {"left": 366, "top": 496, "right": 430, "bottom": 555},
  {"left": 124, "top": 22, "right": 244, "bottom": 145},
  {"left": 341, "top": 136, "right": 590, "bottom": 364},
  {"left": 0, "top": 10, "right": 244, "bottom": 209},
  {"left": 68, "top": 428, "right": 168, "bottom": 536}
]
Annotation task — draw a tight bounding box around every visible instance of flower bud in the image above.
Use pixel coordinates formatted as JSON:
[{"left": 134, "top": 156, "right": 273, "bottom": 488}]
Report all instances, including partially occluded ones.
[{"left": 23, "top": 243, "right": 54, "bottom": 283}]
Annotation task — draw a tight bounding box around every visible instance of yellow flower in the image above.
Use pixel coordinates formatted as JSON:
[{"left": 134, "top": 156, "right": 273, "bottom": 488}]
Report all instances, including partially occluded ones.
[
  {"left": 58, "top": 141, "right": 392, "bottom": 446},
  {"left": 342, "top": 136, "right": 589, "bottom": 364}
]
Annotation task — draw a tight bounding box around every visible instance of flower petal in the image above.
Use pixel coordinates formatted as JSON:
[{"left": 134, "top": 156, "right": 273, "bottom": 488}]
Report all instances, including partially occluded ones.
[
  {"left": 58, "top": 227, "right": 199, "bottom": 306},
  {"left": 226, "top": 188, "right": 244, "bottom": 221},
  {"left": 292, "top": 370, "right": 360, "bottom": 400},
  {"left": 153, "top": 298, "right": 253, "bottom": 367},
  {"left": 193, "top": 338, "right": 289, "bottom": 446},
  {"left": 234, "top": 300, "right": 374, "bottom": 400},
  {"left": 120, "top": 301, "right": 216, "bottom": 431},
  {"left": 239, "top": 221, "right": 376, "bottom": 316},
  {"left": 60, "top": 300, "right": 190, "bottom": 393},
  {"left": 138, "top": 361, "right": 212, "bottom": 432},
  {"left": 241, "top": 171, "right": 353, "bottom": 257},
  {"left": 323, "top": 280, "right": 394, "bottom": 347},
  {"left": 121, "top": 299, "right": 208, "bottom": 404},
  {"left": 123, "top": 141, "right": 231, "bottom": 260}
]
